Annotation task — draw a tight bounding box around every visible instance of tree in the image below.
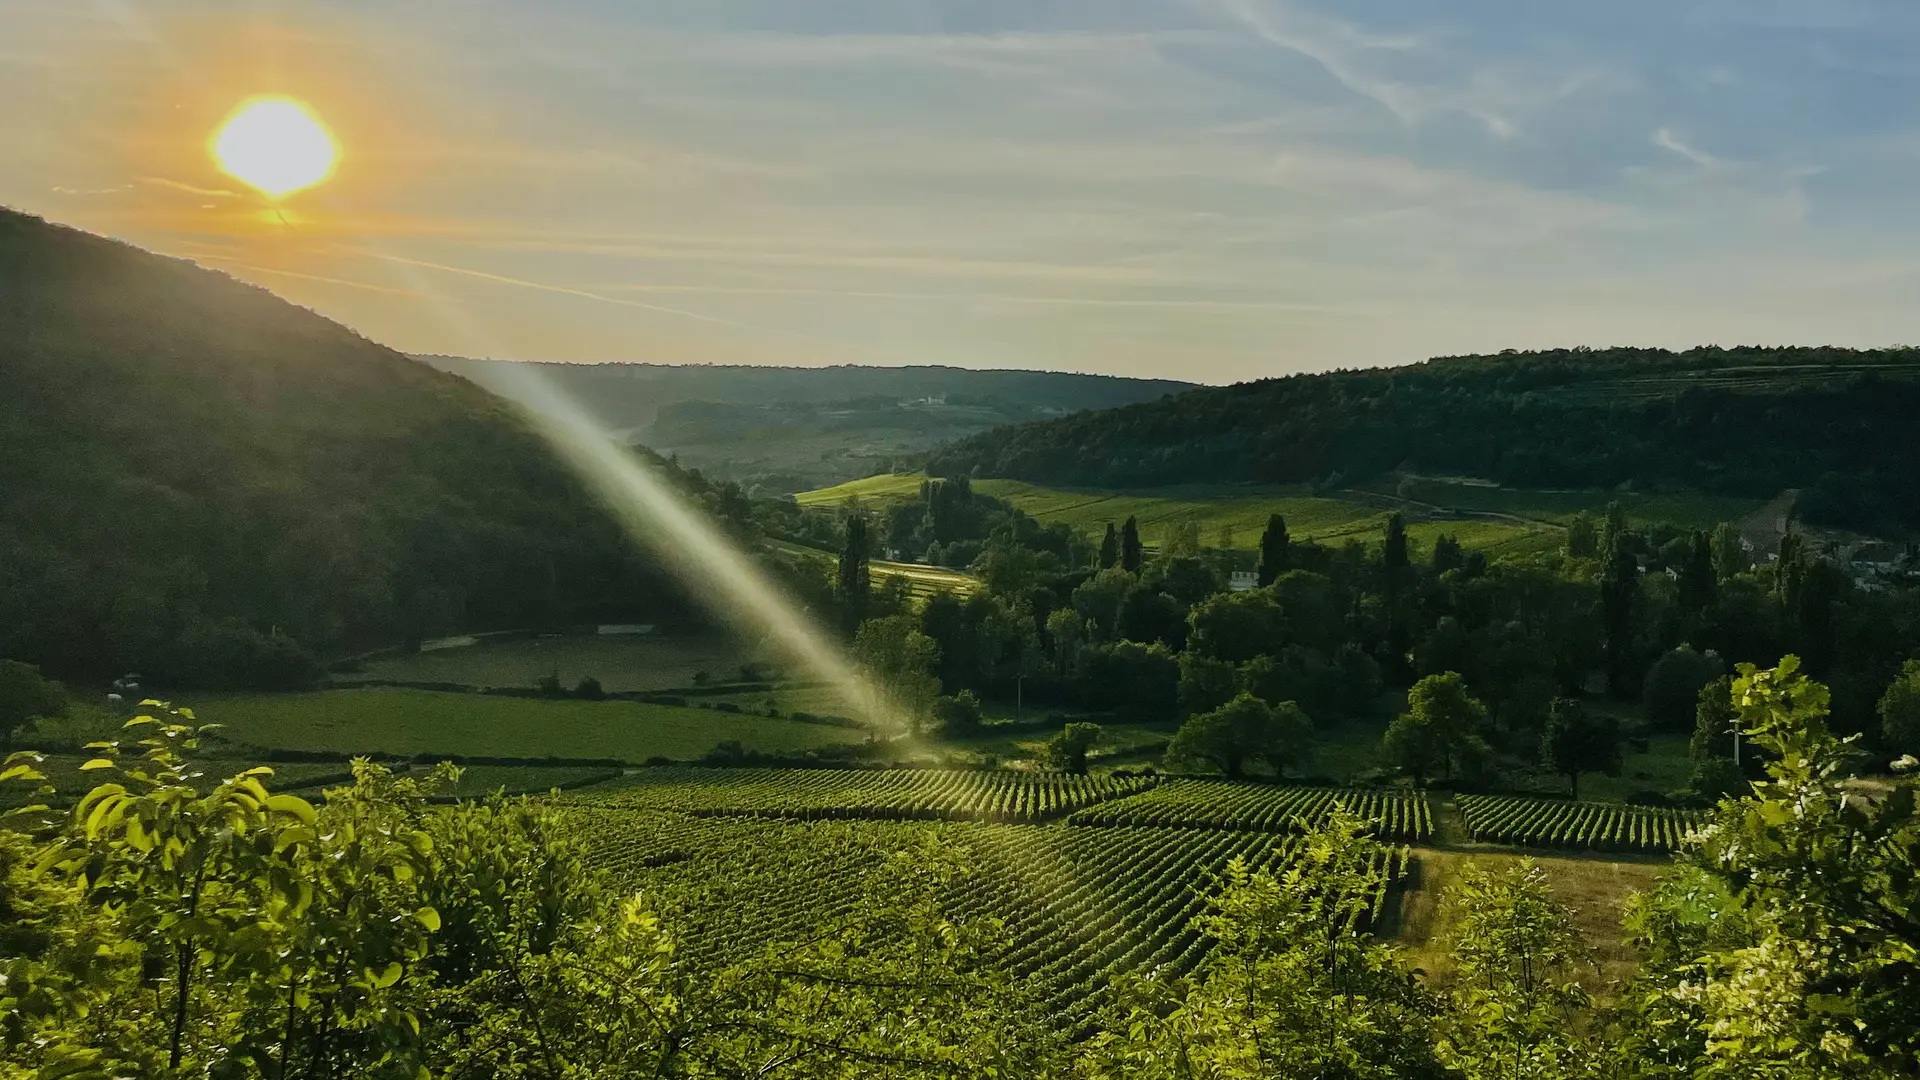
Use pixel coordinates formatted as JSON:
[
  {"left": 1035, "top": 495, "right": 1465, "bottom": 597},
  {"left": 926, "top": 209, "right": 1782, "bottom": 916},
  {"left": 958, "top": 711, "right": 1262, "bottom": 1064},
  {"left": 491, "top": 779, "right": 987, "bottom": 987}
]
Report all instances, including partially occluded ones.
[
  {"left": 1438, "top": 861, "right": 1593, "bottom": 1080},
  {"left": 1382, "top": 513, "right": 1412, "bottom": 670},
  {"left": 1044, "top": 607, "right": 1087, "bottom": 674},
  {"left": 1602, "top": 501, "right": 1630, "bottom": 555},
  {"left": 1071, "top": 567, "right": 1135, "bottom": 641},
  {"left": 1432, "top": 533, "right": 1465, "bottom": 575},
  {"left": 1041, "top": 722, "right": 1101, "bottom": 774},
  {"left": 1076, "top": 641, "right": 1180, "bottom": 721},
  {"left": 1600, "top": 538, "right": 1639, "bottom": 697},
  {"left": 1186, "top": 588, "right": 1284, "bottom": 664},
  {"left": 853, "top": 614, "right": 941, "bottom": 733},
  {"left": 837, "top": 515, "right": 872, "bottom": 631},
  {"left": 1539, "top": 698, "right": 1622, "bottom": 800},
  {"left": 1383, "top": 512, "right": 1409, "bottom": 577},
  {"left": 1686, "top": 674, "right": 1751, "bottom": 800},
  {"left": 1711, "top": 520, "right": 1748, "bottom": 580},
  {"left": 1082, "top": 812, "right": 1444, "bottom": 1080},
  {"left": 0, "top": 659, "right": 65, "bottom": 748},
  {"left": 1120, "top": 516, "right": 1144, "bottom": 574},
  {"left": 1165, "top": 692, "right": 1311, "bottom": 779},
  {"left": 1414, "top": 616, "right": 1474, "bottom": 681},
  {"left": 934, "top": 690, "right": 985, "bottom": 736},
  {"left": 1257, "top": 513, "right": 1291, "bottom": 587},
  {"left": 1098, "top": 523, "right": 1119, "bottom": 570},
  {"left": 1566, "top": 512, "right": 1599, "bottom": 559},
  {"left": 1115, "top": 585, "right": 1183, "bottom": 647},
  {"left": 1642, "top": 645, "right": 1725, "bottom": 732},
  {"left": 1384, "top": 672, "right": 1486, "bottom": 786},
  {"left": 1162, "top": 518, "right": 1202, "bottom": 560},
  {"left": 1178, "top": 650, "right": 1239, "bottom": 716},
  {"left": 1677, "top": 529, "right": 1718, "bottom": 615},
  {"left": 1879, "top": 658, "right": 1920, "bottom": 757},
  {"left": 1641, "top": 656, "right": 1920, "bottom": 1076}
]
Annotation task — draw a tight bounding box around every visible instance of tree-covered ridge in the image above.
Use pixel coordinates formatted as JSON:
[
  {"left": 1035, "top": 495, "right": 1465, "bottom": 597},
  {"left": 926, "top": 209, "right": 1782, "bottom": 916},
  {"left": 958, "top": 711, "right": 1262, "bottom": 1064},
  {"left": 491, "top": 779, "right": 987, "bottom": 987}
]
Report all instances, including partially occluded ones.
[
  {"left": 927, "top": 345, "right": 1920, "bottom": 534},
  {"left": 0, "top": 209, "right": 684, "bottom": 688}
]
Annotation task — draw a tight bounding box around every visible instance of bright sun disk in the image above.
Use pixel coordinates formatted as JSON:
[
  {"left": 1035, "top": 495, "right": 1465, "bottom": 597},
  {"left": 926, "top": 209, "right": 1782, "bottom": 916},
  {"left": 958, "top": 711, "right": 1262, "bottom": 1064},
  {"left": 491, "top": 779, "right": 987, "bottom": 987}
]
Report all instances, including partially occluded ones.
[{"left": 211, "top": 96, "right": 338, "bottom": 200}]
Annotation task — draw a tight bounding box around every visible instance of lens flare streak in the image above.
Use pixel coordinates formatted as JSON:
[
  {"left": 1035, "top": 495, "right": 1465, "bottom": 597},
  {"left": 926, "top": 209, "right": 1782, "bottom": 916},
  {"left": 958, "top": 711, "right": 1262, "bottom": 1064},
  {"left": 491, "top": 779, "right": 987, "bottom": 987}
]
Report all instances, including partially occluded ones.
[{"left": 478, "top": 363, "right": 905, "bottom": 734}]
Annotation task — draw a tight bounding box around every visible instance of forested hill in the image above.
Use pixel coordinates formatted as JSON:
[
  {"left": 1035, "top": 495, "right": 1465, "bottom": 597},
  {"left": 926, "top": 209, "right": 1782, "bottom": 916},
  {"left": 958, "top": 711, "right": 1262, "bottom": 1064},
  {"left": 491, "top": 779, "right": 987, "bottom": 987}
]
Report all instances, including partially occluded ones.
[
  {"left": 927, "top": 346, "right": 1920, "bottom": 534},
  {"left": 418, "top": 357, "right": 1192, "bottom": 431},
  {"left": 0, "top": 209, "right": 680, "bottom": 688},
  {"left": 422, "top": 356, "right": 1192, "bottom": 492}
]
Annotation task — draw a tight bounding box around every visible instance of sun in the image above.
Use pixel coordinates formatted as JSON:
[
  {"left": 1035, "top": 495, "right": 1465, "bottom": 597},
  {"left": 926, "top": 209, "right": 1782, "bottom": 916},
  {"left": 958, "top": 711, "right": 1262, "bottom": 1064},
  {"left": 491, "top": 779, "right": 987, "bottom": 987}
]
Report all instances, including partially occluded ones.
[{"left": 210, "top": 96, "right": 339, "bottom": 200}]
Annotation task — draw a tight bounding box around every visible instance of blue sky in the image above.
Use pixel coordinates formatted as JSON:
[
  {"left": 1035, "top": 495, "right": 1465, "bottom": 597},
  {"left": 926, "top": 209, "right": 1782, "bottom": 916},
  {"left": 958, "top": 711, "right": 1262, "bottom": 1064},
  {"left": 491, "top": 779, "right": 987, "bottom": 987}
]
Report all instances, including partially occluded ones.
[{"left": 2, "top": 0, "right": 1917, "bottom": 381}]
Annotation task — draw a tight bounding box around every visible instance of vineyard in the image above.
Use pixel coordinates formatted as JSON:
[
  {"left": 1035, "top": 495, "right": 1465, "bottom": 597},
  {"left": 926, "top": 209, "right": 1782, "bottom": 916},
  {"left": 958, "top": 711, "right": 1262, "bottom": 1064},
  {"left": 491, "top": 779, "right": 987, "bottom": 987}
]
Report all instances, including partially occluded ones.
[
  {"left": 1458, "top": 794, "right": 1705, "bottom": 854},
  {"left": 570, "top": 767, "right": 1158, "bottom": 823},
  {"left": 564, "top": 807, "right": 1410, "bottom": 1023},
  {"left": 1069, "top": 780, "right": 1432, "bottom": 842}
]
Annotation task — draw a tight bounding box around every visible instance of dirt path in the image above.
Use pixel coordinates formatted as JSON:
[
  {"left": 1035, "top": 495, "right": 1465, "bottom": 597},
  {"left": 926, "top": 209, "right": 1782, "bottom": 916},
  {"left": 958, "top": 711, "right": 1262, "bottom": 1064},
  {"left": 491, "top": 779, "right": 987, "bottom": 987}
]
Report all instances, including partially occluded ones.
[{"left": 1738, "top": 488, "right": 1799, "bottom": 557}]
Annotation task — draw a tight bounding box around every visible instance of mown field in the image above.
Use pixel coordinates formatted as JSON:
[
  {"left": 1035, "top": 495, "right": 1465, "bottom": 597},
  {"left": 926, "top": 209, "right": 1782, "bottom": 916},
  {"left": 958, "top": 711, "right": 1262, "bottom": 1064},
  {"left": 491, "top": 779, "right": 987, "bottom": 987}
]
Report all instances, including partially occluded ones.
[
  {"left": 193, "top": 689, "right": 868, "bottom": 762},
  {"left": 798, "top": 473, "right": 1560, "bottom": 557},
  {"left": 339, "top": 633, "right": 766, "bottom": 692},
  {"left": 1351, "top": 478, "right": 1765, "bottom": 530}
]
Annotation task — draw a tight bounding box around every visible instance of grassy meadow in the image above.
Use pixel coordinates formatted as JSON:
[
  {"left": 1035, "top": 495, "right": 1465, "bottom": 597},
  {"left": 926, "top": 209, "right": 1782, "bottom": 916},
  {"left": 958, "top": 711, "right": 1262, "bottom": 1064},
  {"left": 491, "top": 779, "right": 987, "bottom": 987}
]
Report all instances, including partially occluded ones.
[
  {"left": 1355, "top": 477, "right": 1765, "bottom": 530},
  {"left": 340, "top": 633, "right": 769, "bottom": 692},
  {"left": 194, "top": 689, "right": 868, "bottom": 763}
]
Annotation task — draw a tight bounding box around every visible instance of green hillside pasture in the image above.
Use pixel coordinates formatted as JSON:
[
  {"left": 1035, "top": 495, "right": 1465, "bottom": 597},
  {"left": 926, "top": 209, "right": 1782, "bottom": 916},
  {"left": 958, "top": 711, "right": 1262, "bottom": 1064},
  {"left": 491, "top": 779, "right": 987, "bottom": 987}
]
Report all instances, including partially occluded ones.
[
  {"left": 1359, "top": 479, "right": 1763, "bottom": 530},
  {"left": 792, "top": 472, "right": 927, "bottom": 506},
  {"left": 194, "top": 690, "right": 867, "bottom": 763},
  {"left": 799, "top": 474, "right": 1555, "bottom": 556},
  {"left": 340, "top": 633, "right": 765, "bottom": 692}
]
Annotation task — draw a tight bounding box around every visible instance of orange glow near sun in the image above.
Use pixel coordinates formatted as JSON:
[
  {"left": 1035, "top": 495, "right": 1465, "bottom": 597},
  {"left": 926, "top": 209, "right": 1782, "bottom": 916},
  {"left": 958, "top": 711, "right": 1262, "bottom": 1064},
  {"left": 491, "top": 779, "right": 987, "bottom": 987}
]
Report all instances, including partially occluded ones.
[{"left": 210, "top": 96, "right": 339, "bottom": 200}]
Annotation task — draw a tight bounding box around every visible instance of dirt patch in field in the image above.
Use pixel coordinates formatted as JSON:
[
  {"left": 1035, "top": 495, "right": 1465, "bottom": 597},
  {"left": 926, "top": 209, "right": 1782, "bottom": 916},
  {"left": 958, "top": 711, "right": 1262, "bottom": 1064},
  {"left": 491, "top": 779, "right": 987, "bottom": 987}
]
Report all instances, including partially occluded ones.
[{"left": 1391, "top": 848, "right": 1665, "bottom": 996}]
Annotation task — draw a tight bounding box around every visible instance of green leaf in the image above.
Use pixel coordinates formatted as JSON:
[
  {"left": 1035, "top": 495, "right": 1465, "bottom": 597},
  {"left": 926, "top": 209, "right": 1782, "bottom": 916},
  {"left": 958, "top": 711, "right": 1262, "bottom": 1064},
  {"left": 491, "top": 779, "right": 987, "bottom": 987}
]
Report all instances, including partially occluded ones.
[
  {"left": 78, "top": 759, "right": 115, "bottom": 771},
  {"left": 369, "top": 961, "right": 404, "bottom": 989},
  {"left": 264, "top": 793, "right": 318, "bottom": 825},
  {"left": 416, "top": 906, "right": 442, "bottom": 932},
  {"left": 0, "top": 764, "right": 47, "bottom": 783}
]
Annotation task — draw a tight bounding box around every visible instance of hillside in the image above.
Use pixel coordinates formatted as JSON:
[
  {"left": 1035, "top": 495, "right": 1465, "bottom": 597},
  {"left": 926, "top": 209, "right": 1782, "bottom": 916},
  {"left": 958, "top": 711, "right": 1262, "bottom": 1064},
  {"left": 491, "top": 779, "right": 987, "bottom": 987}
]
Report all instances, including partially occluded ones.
[
  {"left": 927, "top": 347, "right": 1920, "bottom": 535},
  {"left": 0, "top": 209, "right": 679, "bottom": 687},
  {"left": 424, "top": 356, "right": 1191, "bottom": 493}
]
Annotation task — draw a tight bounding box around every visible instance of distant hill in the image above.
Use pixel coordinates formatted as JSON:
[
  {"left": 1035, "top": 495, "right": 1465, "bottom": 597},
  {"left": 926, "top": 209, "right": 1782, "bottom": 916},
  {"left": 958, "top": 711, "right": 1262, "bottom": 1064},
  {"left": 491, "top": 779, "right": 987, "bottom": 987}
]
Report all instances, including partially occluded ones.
[
  {"left": 928, "top": 347, "right": 1920, "bottom": 535},
  {"left": 0, "top": 209, "right": 682, "bottom": 687},
  {"left": 421, "top": 356, "right": 1191, "bottom": 493}
]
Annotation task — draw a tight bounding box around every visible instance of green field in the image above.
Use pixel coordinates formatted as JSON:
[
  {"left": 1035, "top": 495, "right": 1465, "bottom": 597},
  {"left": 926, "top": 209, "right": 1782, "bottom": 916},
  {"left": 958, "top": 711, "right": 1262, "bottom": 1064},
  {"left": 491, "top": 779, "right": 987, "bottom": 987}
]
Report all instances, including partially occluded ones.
[
  {"left": 1355, "top": 478, "right": 1764, "bottom": 530},
  {"left": 193, "top": 689, "right": 868, "bottom": 762},
  {"left": 772, "top": 539, "right": 979, "bottom": 601},
  {"left": 799, "top": 473, "right": 1559, "bottom": 557},
  {"left": 340, "top": 633, "right": 765, "bottom": 692}
]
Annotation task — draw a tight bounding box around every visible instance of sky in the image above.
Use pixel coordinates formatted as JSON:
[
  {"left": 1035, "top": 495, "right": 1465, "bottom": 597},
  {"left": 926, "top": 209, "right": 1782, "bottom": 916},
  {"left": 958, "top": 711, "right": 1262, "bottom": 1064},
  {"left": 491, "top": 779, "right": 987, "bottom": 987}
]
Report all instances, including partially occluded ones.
[{"left": 2, "top": 0, "right": 1917, "bottom": 383}]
